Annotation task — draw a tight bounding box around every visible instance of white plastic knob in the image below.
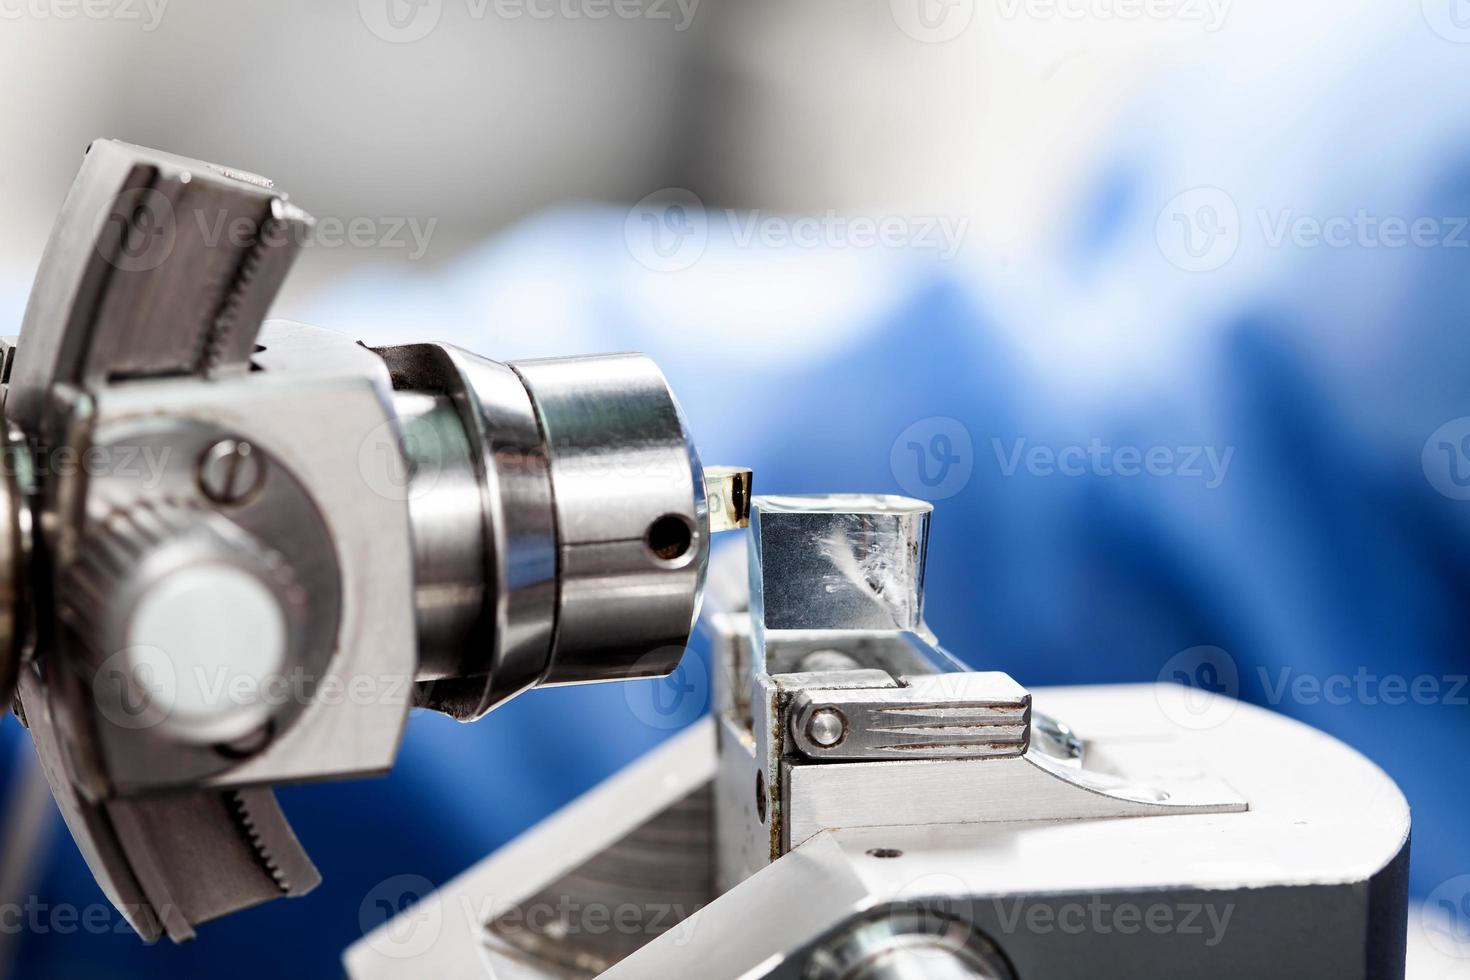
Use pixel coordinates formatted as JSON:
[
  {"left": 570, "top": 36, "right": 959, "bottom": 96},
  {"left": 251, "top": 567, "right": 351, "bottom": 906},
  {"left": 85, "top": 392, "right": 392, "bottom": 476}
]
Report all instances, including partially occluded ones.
[{"left": 125, "top": 563, "right": 289, "bottom": 740}]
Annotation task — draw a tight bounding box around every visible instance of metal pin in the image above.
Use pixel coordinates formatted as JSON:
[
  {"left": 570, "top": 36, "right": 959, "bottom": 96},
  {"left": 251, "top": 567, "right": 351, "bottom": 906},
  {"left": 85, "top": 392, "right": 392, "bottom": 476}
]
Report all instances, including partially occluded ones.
[{"left": 806, "top": 707, "right": 847, "bottom": 748}]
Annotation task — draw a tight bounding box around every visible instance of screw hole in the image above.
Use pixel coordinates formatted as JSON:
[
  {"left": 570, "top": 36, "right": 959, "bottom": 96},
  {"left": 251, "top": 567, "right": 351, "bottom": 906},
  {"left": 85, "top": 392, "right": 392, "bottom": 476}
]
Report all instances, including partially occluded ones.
[
  {"left": 646, "top": 513, "right": 694, "bottom": 564},
  {"left": 866, "top": 848, "right": 903, "bottom": 859},
  {"left": 755, "top": 770, "right": 768, "bottom": 824}
]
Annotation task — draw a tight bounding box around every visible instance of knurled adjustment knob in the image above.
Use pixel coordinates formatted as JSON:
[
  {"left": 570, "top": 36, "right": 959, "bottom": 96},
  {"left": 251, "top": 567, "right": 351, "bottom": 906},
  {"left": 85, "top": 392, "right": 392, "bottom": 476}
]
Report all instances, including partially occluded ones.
[{"left": 62, "top": 502, "right": 307, "bottom": 746}]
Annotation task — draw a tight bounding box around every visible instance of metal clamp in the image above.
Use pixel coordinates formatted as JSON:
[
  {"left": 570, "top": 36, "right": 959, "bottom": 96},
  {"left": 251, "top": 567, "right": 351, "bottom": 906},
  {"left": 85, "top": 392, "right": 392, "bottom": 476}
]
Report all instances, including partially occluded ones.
[{"left": 788, "top": 672, "right": 1031, "bottom": 761}]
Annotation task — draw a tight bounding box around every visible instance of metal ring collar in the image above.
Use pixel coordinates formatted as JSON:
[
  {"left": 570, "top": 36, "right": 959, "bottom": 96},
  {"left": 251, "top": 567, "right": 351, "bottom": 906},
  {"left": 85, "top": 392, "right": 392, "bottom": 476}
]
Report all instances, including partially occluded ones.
[{"left": 377, "top": 342, "right": 558, "bottom": 720}]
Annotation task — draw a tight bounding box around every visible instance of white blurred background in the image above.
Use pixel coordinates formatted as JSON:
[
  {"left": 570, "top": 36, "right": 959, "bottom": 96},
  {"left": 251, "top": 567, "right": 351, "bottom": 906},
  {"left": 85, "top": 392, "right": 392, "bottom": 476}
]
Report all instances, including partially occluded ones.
[{"left": 0, "top": 0, "right": 1236, "bottom": 312}]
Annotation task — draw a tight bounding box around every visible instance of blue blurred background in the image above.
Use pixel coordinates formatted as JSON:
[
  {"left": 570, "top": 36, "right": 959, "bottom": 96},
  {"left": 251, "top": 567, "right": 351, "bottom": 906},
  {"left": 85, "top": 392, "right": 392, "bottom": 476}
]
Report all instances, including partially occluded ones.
[{"left": 2, "top": 0, "right": 1469, "bottom": 976}]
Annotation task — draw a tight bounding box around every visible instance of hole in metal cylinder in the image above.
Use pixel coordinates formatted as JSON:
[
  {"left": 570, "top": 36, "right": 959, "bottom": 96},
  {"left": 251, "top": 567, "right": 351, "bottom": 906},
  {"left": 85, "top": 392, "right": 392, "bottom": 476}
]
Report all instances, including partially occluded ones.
[{"left": 646, "top": 513, "right": 693, "bottom": 563}]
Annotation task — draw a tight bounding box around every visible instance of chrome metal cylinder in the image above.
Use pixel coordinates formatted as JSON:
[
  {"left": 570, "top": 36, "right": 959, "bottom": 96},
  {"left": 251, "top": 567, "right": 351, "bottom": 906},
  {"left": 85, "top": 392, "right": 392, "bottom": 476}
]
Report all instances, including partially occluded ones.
[
  {"left": 378, "top": 344, "right": 707, "bottom": 718},
  {"left": 804, "top": 909, "right": 1015, "bottom": 980},
  {"left": 510, "top": 354, "right": 707, "bottom": 685},
  {"left": 841, "top": 949, "right": 996, "bottom": 980},
  {"left": 391, "top": 390, "right": 488, "bottom": 682},
  {"left": 377, "top": 342, "right": 558, "bottom": 719}
]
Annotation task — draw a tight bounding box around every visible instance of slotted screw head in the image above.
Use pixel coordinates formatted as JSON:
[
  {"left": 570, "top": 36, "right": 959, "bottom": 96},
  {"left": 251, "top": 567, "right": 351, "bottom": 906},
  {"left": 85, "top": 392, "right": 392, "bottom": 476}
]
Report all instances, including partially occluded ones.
[{"left": 198, "top": 439, "right": 265, "bottom": 504}]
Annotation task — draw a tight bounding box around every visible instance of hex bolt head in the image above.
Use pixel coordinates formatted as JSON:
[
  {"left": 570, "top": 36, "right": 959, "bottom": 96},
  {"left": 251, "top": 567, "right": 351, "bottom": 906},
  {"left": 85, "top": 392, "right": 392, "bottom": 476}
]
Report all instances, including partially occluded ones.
[
  {"left": 199, "top": 439, "right": 265, "bottom": 505},
  {"left": 807, "top": 707, "right": 847, "bottom": 748}
]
